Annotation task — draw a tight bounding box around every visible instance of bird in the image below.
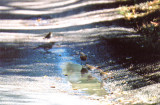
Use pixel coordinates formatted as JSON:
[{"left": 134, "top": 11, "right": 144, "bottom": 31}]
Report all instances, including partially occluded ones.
[
  {"left": 44, "top": 32, "right": 52, "bottom": 39},
  {"left": 80, "top": 52, "right": 87, "bottom": 65},
  {"left": 80, "top": 52, "right": 87, "bottom": 61}
]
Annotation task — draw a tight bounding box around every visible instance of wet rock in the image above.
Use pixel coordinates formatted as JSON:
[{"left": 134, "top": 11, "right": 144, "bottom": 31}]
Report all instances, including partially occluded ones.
[
  {"left": 86, "top": 64, "right": 98, "bottom": 70},
  {"left": 81, "top": 67, "right": 88, "bottom": 74}
]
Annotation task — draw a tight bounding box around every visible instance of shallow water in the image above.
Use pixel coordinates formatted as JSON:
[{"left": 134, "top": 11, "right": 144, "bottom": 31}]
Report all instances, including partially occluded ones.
[
  {"left": 61, "top": 62, "right": 107, "bottom": 96},
  {"left": 0, "top": 43, "right": 104, "bottom": 105}
]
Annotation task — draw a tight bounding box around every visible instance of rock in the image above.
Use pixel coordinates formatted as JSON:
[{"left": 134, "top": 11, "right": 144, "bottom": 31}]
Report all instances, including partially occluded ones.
[{"left": 81, "top": 67, "right": 88, "bottom": 74}]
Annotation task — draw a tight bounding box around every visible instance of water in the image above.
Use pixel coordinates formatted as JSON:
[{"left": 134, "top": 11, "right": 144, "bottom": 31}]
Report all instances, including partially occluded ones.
[
  {"left": 0, "top": 43, "right": 104, "bottom": 105},
  {"left": 61, "top": 62, "right": 107, "bottom": 96}
]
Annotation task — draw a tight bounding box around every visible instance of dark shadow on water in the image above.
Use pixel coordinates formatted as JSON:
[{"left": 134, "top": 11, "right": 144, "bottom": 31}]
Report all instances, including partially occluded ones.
[
  {"left": 0, "top": 42, "right": 40, "bottom": 66},
  {"left": 0, "top": 42, "right": 62, "bottom": 77}
]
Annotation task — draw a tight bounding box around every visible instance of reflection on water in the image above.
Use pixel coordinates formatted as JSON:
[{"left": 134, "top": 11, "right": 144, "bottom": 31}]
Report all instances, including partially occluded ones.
[{"left": 61, "top": 62, "right": 107, "bottom": 96}]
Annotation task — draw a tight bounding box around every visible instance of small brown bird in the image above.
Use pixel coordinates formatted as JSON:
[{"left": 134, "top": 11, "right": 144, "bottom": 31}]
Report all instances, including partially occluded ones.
[
  {"left": 44, "top": 32, "right": 52, "bottom": 39},
  {"left": 80, "top": 52, "right": 87, "bottom": 65},
  {"left": 80, "top": 52, "right": 87, "bottom": 61}
]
